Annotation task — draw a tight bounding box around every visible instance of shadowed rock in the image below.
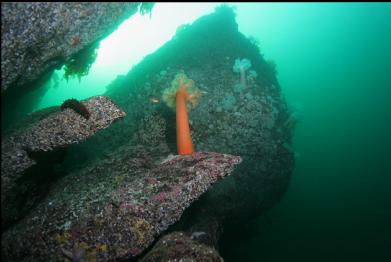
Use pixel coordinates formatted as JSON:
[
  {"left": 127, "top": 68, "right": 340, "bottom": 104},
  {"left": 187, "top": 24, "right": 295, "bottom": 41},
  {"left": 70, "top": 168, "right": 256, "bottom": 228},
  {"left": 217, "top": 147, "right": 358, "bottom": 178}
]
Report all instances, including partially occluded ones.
[
  {"left": 1, "top": 144, "right": 241, "bottom": 261},
  {"left": 141, "top": 231, "right": 223, "bottom": 262},
  {"left": 1, "top": 2, "right": 142, "bottom": 93},
  {"left": 1, "top": 96, "right": 126, "bottom": 228}
]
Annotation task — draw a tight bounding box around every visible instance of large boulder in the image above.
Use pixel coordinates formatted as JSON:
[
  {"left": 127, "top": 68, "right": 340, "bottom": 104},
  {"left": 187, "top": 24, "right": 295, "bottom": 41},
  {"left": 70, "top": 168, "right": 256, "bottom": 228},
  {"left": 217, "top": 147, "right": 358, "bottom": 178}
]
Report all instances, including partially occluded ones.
[
  {"left": 83, "top": 5, "right": 296, "bottom": 227},
  {"left": 1, "top": 145, "right": 241, "bottom": 261}
]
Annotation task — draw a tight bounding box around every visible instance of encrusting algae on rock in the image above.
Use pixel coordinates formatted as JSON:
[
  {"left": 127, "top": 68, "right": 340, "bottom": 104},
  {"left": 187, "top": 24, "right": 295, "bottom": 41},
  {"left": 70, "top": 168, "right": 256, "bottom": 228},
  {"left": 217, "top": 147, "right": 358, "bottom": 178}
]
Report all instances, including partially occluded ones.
[{"left": 1, "top": 145, "right": 241, "bottom": 261}]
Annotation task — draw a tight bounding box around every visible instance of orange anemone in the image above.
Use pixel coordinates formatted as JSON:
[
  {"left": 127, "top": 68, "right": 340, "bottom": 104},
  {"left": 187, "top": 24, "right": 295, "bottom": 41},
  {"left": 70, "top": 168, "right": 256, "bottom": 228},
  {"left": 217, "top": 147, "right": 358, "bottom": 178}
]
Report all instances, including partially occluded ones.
[{"left": 162, "top": 72, "right": 201, "bottom": 155}]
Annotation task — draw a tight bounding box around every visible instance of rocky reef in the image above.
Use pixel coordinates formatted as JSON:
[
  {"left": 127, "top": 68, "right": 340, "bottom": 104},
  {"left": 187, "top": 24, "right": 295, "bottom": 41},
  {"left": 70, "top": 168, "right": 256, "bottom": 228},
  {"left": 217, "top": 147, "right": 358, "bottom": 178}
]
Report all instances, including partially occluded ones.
[
  {"left": 1, "top": 146, "right": 241, "bottom": 261},
  {"left": 1, "top": 2, "right": 142, "bottom": 93},
  {"left": 141, "top": 231, "right": 224, "bottom": 262},
  {"left": 100, "top": 5, "right": 295, "bottom": 227},
  {"left": 1, "top": 4, "right": 295, "bottom": 261},
  {"left": 1, "top": 2, "right": 148, "bottom": 130},
  {"left": 1, "top": 96, "right": 126, "bottom": 229}
]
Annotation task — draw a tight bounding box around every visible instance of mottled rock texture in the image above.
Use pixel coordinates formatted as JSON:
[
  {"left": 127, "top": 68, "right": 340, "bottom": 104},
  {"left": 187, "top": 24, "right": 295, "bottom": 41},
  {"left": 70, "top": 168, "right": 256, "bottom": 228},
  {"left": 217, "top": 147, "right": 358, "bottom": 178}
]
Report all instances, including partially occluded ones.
[
  {"left": 1, "top": 96, "right": 126, "bottom": 228},
  {"left": 1, "top": 2, "right": 141, "bottom": 93},
  {"left": 1, "top": 146, "right": 241, "bottom": 261},
  {"left": 141, "top": 231, "right": 223, "bottom": 262}
]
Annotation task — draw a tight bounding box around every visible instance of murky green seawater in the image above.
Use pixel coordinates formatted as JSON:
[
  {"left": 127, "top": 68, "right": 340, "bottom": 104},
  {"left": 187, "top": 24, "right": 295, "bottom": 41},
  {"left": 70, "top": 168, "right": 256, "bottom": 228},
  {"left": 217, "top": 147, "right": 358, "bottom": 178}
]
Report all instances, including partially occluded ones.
[
  {"left": 221, "top": 3, "right": 391, "bottom": 262},
  {"left": 4, "top": 3, "right": 391, "bottom": 261}
]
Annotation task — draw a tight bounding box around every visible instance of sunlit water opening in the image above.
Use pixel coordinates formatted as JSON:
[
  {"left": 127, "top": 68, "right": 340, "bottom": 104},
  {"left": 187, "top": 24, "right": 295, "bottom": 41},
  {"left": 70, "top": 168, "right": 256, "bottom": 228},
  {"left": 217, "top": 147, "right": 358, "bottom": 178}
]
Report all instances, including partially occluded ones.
[{"left": 35, "top": 3, "right": 220, "bottom": 111}]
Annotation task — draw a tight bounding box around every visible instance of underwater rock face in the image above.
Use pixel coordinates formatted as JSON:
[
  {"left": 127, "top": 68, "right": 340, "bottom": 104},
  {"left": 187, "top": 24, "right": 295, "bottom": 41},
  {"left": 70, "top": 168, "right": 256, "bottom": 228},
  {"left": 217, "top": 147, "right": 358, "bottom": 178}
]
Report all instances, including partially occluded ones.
[
  {"left": 1, "top": 145, "right": 241, "bottom": 261},
  {"left": 140, "top": 231, "right": 223, "bottom": 262},
  {"left": 100, "top": 5, "right": 295, "bottom": 227},
  {"left": 1, "top": 2, "right": 141, "bottom": 93},
  {"left": 1, "top": 96, "right": 126, "bottom": 228}
]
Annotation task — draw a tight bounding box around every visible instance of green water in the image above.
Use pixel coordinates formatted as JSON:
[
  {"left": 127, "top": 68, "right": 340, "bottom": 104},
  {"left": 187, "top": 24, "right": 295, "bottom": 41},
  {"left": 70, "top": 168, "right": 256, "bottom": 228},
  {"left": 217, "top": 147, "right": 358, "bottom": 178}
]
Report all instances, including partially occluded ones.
[
  {"left": 221, "top": 3, "right": 391, "bottom": 261},
  {"left": 15, "top": 3, "right": 391, "bottom": 261}
]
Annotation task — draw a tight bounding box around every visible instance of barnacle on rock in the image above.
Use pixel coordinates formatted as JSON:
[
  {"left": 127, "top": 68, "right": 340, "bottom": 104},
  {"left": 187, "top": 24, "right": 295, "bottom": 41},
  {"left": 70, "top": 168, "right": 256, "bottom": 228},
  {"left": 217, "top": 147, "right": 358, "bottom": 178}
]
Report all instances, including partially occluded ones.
[
  {"left": 61, "top": 99, "right": 90, "bottom": 120},
  {"left": 135, "top": 112, "right": 166, "bottom": 145}
]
